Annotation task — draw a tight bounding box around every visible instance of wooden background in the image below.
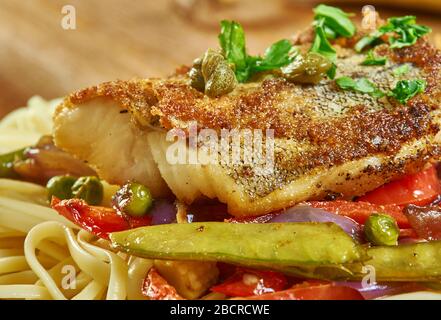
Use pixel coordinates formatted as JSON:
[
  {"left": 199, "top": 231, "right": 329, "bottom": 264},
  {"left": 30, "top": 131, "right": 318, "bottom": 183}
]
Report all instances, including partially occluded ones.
[{"left": 0, "top": 0, "right": 440, "bottom": 118}]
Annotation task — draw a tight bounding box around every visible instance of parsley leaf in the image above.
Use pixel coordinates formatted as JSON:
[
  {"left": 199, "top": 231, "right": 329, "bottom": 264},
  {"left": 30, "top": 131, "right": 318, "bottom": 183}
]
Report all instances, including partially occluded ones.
[
  {"left": 313, "top": 4, "right": 356, "bottom": 38},
  {"left": 386, "top": 16, "right": 432, "bottom": 49},
  {"left": 388, "top": 79, "right": 426, "bottom": 104},
  {"left": 219, "top": 20, "right": 248, "bottom": 71},
  {"left": 336, "top": 76, "right": 385, "bottom": 97},
  {"left": 310, "top": 6, "right": 356, "bottom": 79},
  {"left": 310, "top": 18, "right": 337, "bottom": 79},
  {"left": 393, "top": 64, "right": 410, "bottom": 76},
  {"left": 310, "top": 18, "right": 337, "bottom": 61},
  {"left": 253, "top": 40, "right": 295, "bottom": 72},
  {"left": 355, "top": 15, "right": 431, "bottom": 52},
  {"left": 218, "top": 21, "right": 295, "bottom": 83},
  {"left": 362, "top": 50, "right": 387, "bottom": 66}
]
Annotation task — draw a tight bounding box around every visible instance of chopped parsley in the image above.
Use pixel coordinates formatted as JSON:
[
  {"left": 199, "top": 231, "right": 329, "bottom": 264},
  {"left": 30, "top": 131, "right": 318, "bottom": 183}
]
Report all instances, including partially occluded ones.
[
  {"left": 388, "top": 79, "right": 426, "bottom": 104},
  {"left": 355, "top": 15, "right": 431, "bottom": 52},
  {"left": 310, "top": 18, "right": 337, "bottom": 62},
  {"left": 310, "top": 5, "right": 356, "bottom": 79},
  {"left": 336, "top": 77, "right": 426, "bottom": 104},
  {"left": 393, "top": 64, "right": 410, "bottom": 76},
  {"left": 218, "top": 20, "right": 294, "bottom": 82},
  {"left": 313, "top": 4, "right": 356, "bottom": 38},
  {"left": 336, "top": 76, "right": 385, "bottom": 98},
  {"left": 361, "top": 50, "right": 387, "bottom": 66}
]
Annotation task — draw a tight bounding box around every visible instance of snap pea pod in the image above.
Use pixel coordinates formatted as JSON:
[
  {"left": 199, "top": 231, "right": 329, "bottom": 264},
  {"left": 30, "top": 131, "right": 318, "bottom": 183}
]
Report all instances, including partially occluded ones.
[
  {"left": 110, "top": 222, "right": 366, "bottom": 268},
  {"left": 346, "top": 241, "right": 441, "bottom": 281}
]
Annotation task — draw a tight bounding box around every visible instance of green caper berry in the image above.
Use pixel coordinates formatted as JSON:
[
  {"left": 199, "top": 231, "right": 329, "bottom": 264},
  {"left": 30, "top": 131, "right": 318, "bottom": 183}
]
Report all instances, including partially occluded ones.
[
  {"left": 364, "top": 213, "right": 399, "bottom": 246},
  {"left": 204, "top": 63, "right": 237, "bottom": 97},
  {"left": 71, "top": 176, "right": 103, "bottom": 205},
  {"left": 46, "top": 175, "right": 77, "bottom": 201},
  {"left": 189, "top": 57, "right": 205, "bottom": 92},
  {"left": 201, "top": 49, "right": 237, "bottom": 97},
  {"left": 304, "top": 52, "right": 332, "bottom": 76},
  {"left": 0, "top": 148, "right": 26, "bottom": 179},
  {"left": 281, "top": 52, "right": 331, "bottom": 84}
]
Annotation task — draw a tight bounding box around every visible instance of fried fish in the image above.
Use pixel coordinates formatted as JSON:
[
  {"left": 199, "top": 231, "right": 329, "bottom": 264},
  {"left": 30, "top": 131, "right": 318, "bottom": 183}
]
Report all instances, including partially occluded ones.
[{"left": 53, "top": 40, "right": 441, "bottom": 216}]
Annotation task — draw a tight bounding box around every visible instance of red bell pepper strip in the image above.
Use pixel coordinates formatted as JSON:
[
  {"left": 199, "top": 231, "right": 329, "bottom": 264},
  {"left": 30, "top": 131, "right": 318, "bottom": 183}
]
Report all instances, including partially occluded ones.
[
  {"left": 142, "top": 268, "right": 183, "bottom": 300},
  {"left": 244, "top": 281, "right": 364, "bottom": 300},
  {"left": 211, "top": 267, "right": 288, "bottom": 297},
  {"left": 51, "top": 197, "right": 151, "bottom": 239},
  {"left": 305, "top": 200, "right": 410, "bottom": 228},
  {"left": 358, "top": 165, "right": 441, "bottom": 206}
]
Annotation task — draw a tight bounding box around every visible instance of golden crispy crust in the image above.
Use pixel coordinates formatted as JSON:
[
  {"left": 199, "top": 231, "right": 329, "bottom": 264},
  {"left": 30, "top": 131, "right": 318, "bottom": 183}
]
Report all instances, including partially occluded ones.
[{"left": 60, "top": 38, "right": 441, "bottom": 199}]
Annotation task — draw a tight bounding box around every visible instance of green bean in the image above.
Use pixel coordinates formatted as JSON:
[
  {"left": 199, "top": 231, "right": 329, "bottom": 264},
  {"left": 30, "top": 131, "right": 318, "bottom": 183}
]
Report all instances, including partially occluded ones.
[
  {"left": 71, "top": 176, "right": 103, "bottom": 205},
  {"left": 364, "top": 213, "right": 399, "bottom": 246},
  {"left": 46, "top": 175, "right": 77, "bottom": 201}
]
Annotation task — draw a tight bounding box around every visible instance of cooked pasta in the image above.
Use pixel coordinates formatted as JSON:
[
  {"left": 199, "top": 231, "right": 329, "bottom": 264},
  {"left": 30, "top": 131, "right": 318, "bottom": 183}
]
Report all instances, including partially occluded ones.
[{"left": 0, "top": 97, "right": 152, "bottom": 300}]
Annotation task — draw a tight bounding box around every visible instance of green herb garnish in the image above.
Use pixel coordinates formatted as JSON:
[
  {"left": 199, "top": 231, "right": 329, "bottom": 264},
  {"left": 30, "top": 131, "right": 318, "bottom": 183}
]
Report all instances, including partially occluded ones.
[
  {"left": 310, "top": 5, "right": 356, "bottom": 79},
  {"left": 313, "top": 4, "right": 356, "bottom": 38},
  {"left": 385, "top": 16, "right": 432, "bottom": 49},
  {"left": 310, "top": 18, "right": 337, "bottom": 79},
  {"left": 388, "top": 79, "right": 426, "bottom": 104},
  {"left": 361, "top": 50, "right": 387, "bottom": 66},
  {"left": 310, "top": 18, "right": 337, "bottom": 62},
  {"left": 336, "top": 76, "right": 385, "bottom": 97},
  {"left": 392, "top": 64, "right": 410, "bottom": 76},
  {"left": 218, "top": 20, "right": 295, "bottom": 82},
  {"left": 253, "top": 39, "right": 296, "bottom": 72},
  {"left": 218, "top": 20, "right": 249, "bottom": 82},
  {"left": 355, "top": 15, "right": 431, "bottom": 52}
]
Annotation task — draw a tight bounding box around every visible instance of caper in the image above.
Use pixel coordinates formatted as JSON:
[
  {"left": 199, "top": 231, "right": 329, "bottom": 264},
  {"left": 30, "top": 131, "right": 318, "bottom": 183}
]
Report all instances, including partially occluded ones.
[
  {"left": 71, "top": 176, "right": 103, "bottom": 205},
  {"left": 0, "top": 148, "right": 26, "bottom": 179},
  {"left": 364, "top": 213, "right": 399, "bottom": 246},
  {"left": 189, "top": 50, "right": 237, "bottom": 97},
  {"left": 202, "top": 49, "right": 237, "bottom": 97},
  {"left": 113, "top": 182, "right": 153, "bottom": 217},
  {"left": 281, "top": 52, "right": 332, "bottom": 84},
  {"left": 46, "top": 175, "right": 77, "bottom": 201},
  {"left": 189, "top": 57, "right": 205, "bottom": 92}
]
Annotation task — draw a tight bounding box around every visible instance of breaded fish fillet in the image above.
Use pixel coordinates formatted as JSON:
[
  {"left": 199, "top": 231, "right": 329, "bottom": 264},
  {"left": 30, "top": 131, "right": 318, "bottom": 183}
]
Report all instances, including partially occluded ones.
[{"left": 53, "top": 40, "right": 441, "bottom": 216}]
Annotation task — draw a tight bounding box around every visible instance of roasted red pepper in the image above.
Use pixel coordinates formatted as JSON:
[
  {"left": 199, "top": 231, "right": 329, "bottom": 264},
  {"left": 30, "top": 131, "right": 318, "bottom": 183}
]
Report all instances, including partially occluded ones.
[
  {"left": 51, "top": 197, "right": 151, "bottom": 239},
  {"left": 211, "top": 267, "right": 288, "bottom": 297},
  {"left": 244, "top": 281, "right": 364, "bottom": 300},
  {"left": 358, "top": 165, "right": 441, "bottom": 206},
  {"left": 142, "top": 268, "right": 183, "bottom": 300}
]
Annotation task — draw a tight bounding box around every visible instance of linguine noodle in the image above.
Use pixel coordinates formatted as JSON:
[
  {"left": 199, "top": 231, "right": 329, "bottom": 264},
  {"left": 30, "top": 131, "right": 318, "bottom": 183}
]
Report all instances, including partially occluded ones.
[{"left": 0, "top": 98, "right": 152, "bottom": 300}]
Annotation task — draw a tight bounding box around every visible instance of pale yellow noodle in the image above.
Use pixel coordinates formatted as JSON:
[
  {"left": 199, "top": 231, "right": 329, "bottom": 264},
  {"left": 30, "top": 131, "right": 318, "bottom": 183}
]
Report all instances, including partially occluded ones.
[
  {"left": 0, "top": 285, "right": 51, "bottom": 299},
  {"left": 127, "top": 257, "right": 153, "bottom": 300},
  {"left": 0, "top": 270, "right": 38, "bottom": 285},
  {"left": 0, "top": 98, "right": 155, "bottom": 300}
]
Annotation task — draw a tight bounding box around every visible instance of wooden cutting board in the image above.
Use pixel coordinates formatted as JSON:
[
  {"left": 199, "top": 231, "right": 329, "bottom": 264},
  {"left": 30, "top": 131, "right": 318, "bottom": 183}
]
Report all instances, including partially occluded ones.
[{"left": 0, "top": 0, "right": 440, "bottom": 117}]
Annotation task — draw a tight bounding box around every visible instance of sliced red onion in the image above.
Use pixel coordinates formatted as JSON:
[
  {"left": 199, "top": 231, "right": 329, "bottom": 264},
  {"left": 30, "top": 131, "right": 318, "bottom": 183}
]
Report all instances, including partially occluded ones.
[
  {"left": 151, "top": 200, "right": 177, "bottom": 225},
  {"left": 14, "top": 135, "right": 96, "bottom": 184},
  {"left": 404, "top": 204, "right": 441, "bottom": 240},
  {"left": 269, "top": 205, "right": 363, "bottom": 241},
  {"left": 335, "top": 282, "right": 424, "bottom": 300}
]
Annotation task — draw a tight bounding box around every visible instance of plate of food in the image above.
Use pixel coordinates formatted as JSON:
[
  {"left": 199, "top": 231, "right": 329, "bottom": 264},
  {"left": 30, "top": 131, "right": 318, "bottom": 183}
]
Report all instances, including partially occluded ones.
[{"left": 1, "top": 4, "right": 441, "bottom": 301}]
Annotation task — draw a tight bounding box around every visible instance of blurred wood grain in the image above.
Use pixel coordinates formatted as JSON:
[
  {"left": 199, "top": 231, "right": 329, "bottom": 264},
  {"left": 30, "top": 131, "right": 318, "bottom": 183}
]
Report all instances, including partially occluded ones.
[{"left": 0, "top": 0, "right": 440, "bottom": 117}]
